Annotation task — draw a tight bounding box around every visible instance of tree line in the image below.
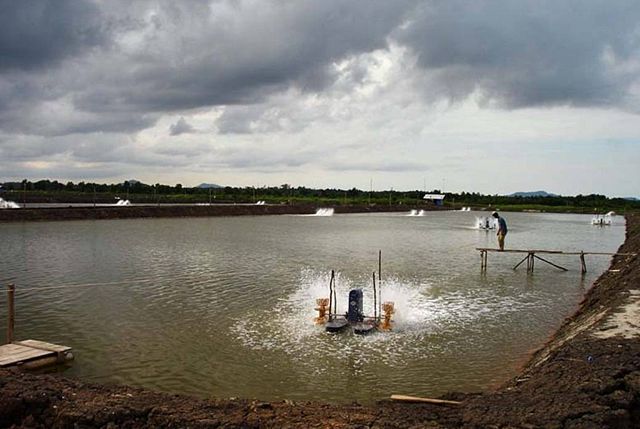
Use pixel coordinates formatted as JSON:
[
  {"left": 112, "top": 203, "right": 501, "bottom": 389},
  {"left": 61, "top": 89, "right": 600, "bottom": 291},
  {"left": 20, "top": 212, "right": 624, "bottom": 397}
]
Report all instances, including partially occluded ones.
[{"left": 1, "top": 179, "right": 637, "bottom": 211}]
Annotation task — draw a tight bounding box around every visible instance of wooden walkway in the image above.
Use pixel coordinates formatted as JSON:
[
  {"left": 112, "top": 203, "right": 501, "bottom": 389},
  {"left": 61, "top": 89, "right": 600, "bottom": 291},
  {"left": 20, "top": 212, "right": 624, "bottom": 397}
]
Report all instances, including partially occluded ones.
[
  {"left": 476, "top": 248, "right": 637, "bottom": 273},
  {"left": 0, "top": 339, "right": 72, "bottom": 368}
]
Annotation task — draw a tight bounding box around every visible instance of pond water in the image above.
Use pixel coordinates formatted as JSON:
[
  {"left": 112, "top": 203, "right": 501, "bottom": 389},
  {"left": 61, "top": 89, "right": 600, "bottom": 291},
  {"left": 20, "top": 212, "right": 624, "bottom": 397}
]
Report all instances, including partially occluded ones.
[{"left": 0, "top": 211, "right": 625, "bottom": 402}]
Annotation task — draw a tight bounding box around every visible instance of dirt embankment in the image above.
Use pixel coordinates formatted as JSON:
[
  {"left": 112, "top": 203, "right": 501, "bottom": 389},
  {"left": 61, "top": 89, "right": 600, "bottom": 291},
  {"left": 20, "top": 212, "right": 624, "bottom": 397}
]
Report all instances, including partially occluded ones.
[
  {"left": 1, "top": 214, "right": 639, "bottom": 428},
  {"left": 0, "top": 204, "right": 431, "bottom": 223}
]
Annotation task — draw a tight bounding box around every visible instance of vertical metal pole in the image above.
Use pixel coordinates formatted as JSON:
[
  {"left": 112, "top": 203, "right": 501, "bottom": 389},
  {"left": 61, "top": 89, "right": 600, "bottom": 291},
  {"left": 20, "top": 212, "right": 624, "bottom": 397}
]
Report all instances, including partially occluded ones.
[
  {"left": 329, "top": 270, "right": 334, "bottom": 320},
  {"left": 7, "top": 284, "right": 15, "bottom": 344},
  {"left": 372, "top": 272, "right": 377, "bottom": 320},
  {"left": 329, "top": 270, "right": 338, "bottom": 318}
]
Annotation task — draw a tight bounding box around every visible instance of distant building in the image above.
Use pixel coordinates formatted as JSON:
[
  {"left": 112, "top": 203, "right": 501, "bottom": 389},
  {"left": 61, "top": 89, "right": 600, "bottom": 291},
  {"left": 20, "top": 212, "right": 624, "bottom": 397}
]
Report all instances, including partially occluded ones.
[{"left": 423, "top": 194, "right": 445, "bottom": 206}]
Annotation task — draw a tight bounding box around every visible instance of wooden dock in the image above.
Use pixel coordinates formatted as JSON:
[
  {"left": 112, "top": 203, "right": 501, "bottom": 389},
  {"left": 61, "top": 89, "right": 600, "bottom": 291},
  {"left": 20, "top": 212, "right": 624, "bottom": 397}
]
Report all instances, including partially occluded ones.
[
  {"left": 3, "top": 284, "right": 74, "bottom": 369},
  {"left": 0, "top": 339, "right": 73, "bottom": 368},
  {"left": 477, "top": 248, "right": 637, "bottom": 273}
]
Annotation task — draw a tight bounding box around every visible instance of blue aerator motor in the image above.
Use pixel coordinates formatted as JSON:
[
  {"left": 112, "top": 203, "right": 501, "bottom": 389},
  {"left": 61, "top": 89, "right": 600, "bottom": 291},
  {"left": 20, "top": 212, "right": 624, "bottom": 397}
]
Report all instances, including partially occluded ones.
[{"left": 347, "top": 289, "right": 364, "bottom": 322}]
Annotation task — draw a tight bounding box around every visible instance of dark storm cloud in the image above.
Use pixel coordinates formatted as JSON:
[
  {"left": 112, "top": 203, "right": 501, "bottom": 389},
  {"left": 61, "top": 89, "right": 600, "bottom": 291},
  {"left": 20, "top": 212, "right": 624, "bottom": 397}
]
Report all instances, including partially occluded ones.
[
  {"left": 76, "top": 1, "right": 414, "bottom": 113},
  {"left": 397, "top": 0, "right": 640, "bottom": 108},
  {"left": 1, "top": 0, "right": 640, "bottom": 144},
  {"left": 0, "top": 0, "right": 107, "bottom": 70},
  {"left": 0, "top": 0, "right": 414, "bottom": 137},
  {"left": 0, "top": 133, "right": 130, "bottom": 163}
]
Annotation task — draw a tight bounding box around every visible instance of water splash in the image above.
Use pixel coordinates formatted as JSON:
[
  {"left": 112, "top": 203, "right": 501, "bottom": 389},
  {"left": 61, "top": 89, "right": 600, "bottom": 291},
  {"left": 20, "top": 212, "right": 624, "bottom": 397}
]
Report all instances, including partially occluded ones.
[
  {"left": 230, "top": 269, "right": 530, "bottom": 371},
  {"left": 406, "top": 209, "right": 425, "bottom": 216},
  {"left": 230, "top": 270, "right": 435, "bottom": 369},
  {"left": 591, "top": 214, "right": 612, "bottom": 226},
  {"left": 0, "top": 197, "right": 20, "bottom": 209},
  {"left": 474, "top": 216, "right": 496, "bottom": 230},
  {"left": 314, "top": 208, "right": 334, "bottom": 216},
  {"left": 115, "top": 199, "right": 131, "bottom": 206}
]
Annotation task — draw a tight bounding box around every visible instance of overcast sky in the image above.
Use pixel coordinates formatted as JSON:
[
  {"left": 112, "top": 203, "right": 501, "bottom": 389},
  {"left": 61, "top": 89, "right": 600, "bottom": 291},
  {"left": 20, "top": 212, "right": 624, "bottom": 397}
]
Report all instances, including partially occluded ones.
[{"left": 1, "top": 0, "right": 639, "bottom": 196}]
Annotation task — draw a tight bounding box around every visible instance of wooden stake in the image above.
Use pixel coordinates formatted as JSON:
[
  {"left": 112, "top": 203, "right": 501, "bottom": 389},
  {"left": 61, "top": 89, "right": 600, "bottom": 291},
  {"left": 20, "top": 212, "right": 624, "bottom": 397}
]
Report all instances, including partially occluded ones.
[
  {"left": 378, "top": 250, "right": 382, "bottom": 318},
  {"left": 484, "top": 250, "right": 488, "bottom": 271},
  {"left": 390, "top": 394, "right": 462, "bottom": 406},
  {"left": 480, "top": 250, "right": 488, "bottom": 272},
  {"left": 7, "top": 284, "right": 15, "bottom": 344}
]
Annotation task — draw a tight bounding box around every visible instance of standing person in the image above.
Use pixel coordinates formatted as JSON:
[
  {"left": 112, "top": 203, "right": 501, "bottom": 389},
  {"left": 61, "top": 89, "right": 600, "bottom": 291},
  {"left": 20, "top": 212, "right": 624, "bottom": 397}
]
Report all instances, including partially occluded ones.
[{"left": 492, "top": 212, "right": 507, "bottom": 250}]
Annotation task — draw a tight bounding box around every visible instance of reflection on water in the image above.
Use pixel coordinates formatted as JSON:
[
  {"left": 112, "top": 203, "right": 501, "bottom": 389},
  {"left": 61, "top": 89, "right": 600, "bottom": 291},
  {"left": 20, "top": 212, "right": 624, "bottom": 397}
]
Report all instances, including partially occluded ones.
[{"left": 0, "top": 212, "right": 625, "bottom": 402}]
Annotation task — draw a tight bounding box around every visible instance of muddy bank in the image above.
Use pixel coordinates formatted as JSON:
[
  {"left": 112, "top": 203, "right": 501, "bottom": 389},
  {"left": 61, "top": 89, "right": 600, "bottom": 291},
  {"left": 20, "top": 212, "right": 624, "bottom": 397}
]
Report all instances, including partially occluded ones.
[
  {"left": 460, "top": 213, "right": 640, "bottom": 428},
  {"left": 1, "top": 214, "right": 639, "bottom": 428},
  {"left": 0, "top": 204, "right": 432, "bottom": 223}
]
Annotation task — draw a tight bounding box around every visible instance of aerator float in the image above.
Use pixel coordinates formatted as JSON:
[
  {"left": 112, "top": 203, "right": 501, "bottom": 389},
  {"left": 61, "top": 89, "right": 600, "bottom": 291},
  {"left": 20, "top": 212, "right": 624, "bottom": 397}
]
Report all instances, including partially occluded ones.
[{"left": 314, "top": 269, "right": 395, "bottom": 335}]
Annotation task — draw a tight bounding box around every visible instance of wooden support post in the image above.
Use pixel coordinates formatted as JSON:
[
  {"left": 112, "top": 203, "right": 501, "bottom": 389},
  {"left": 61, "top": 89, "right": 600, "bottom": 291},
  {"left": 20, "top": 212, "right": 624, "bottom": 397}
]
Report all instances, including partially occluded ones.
[
  {"left": 378, "top": 250, "right": 382, "bottom": 320},
  {"left": 480, "top": 250, "right": 488, "bottom": 272},
  {"left": 529, "top": 253, "right": 535, "bottom": 272},
  {"left": 580, "top": 252, "right": 587, "bottom": 274},
  {"left": 6, "top": 284, "right": 15, "bottom": 344}
]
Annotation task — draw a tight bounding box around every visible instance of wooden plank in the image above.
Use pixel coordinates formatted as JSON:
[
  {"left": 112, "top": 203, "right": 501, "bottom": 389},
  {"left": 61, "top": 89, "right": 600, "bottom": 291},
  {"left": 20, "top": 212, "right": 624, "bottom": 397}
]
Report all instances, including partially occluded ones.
[
  {"left": 476, "top": 248, "right": 636, "bottom": 256},
  {"left": 0, "top": 343, "right": 35, "bottom": 358},
  {"left": 0, "top": 344, "right": 52, "bottom": 366},
  {"left": 0, "top": 343, "right": 26, "bottom": 353},
  {"left": 0, "top": 349, "right": 49, "bottom": 363},
  {"left": 476, "top": 248, "right": 564, "bottom": 254},
  {"left": 0, "top": 346, "right": 50, "bottom": 362},
  {"left": 390, "top": 394, "right": 462, "bottom": 406},
  {"left": 580, "top": 252, "right": 637, "bottom": 256},
  {"left": 17, "top": 339, "right": 71, "bottom": 353}
]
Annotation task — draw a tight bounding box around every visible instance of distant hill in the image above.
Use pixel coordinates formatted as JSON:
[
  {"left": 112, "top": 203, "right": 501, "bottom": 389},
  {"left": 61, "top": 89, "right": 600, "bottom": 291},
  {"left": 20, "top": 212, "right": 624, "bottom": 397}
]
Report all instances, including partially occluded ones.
[
  {"left": 197, "top": 183, "right": 223, "bottom": 189},
  {"left": 508, "top": 191, "right": 558, "bottom": 198}
]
